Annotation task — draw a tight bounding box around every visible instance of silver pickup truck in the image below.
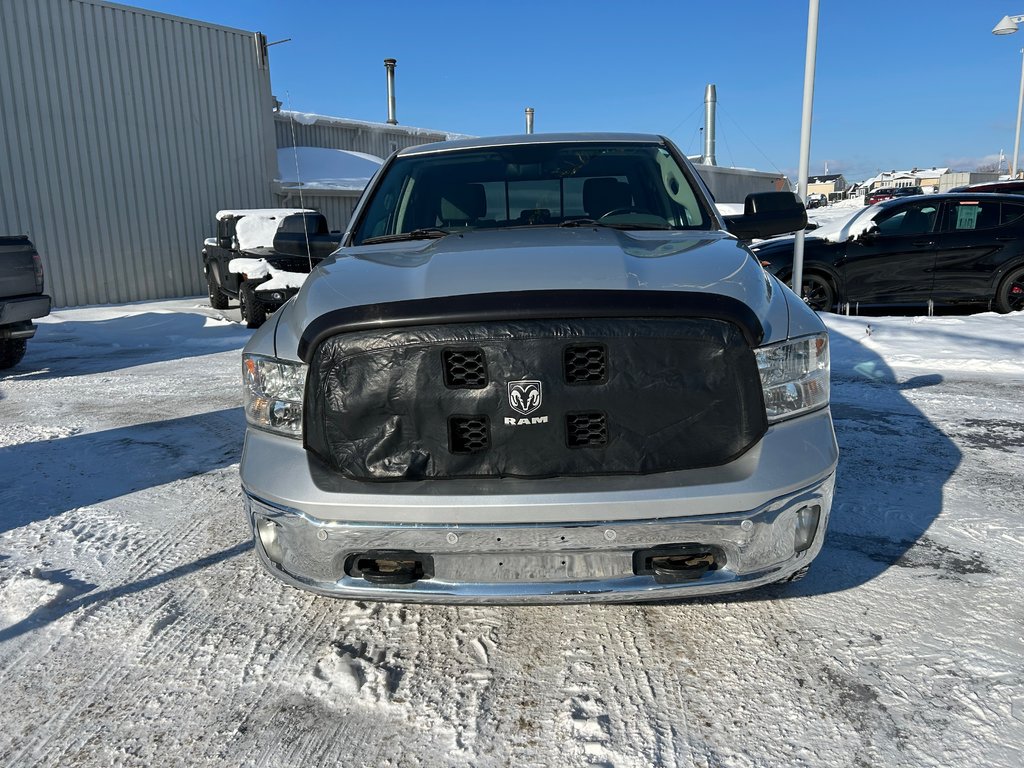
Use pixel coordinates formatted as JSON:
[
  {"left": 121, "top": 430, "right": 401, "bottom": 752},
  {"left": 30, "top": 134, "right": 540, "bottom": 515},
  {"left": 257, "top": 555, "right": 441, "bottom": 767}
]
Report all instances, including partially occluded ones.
[
  {"left": 239, "top": 133, "right": 838, "bottom": 603},
  {"left": 1, "top": 236, "right": 51, "bottom": 370}
]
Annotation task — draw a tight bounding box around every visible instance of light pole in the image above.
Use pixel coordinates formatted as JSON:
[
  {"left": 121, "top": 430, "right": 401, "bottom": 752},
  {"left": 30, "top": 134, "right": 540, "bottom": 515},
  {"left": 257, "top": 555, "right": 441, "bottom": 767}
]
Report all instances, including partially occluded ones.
[
  {"left": 993, "top": 14, "right": 1024, "bottom": 178},
  {"left": 792, "top": 0, "right": 820, "bottom": 302}
]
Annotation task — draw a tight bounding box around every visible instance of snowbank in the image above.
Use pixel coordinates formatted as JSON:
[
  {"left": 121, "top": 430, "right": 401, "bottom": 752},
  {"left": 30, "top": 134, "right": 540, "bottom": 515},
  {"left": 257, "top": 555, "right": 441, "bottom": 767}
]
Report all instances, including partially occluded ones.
[
  {"left": 808, "top": 204, "right": 880, "bottom": 243},
  {"left": 824, "top": 311, "right": 1024, "bottom": 380}
]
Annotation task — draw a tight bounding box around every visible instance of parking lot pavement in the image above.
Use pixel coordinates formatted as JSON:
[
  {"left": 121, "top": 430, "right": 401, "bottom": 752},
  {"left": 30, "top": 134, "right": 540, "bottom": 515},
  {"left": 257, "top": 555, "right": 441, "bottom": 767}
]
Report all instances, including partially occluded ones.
[{"left": 1, "top": 299, "right": 1022, "bottom": 767}]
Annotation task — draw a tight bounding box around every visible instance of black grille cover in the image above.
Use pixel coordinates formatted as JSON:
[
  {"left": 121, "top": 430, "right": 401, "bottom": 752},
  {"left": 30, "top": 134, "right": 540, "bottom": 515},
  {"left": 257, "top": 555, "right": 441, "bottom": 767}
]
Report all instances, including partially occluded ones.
[{"left": 304, "top": 317, "right": 767, "bottom": 481}]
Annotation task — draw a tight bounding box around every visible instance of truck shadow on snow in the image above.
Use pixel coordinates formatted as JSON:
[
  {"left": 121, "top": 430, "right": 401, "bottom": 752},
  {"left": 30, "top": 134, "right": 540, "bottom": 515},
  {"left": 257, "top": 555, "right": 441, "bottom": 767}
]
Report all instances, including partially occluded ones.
[
  {"left": 0, "top": 407, "right": 245, "bottom": 534},
  {"left": 4, "top": 310, "right": 250, "bottom": 380},
  {"left": 0, "top": 542, "right": 249, "bottom": 644},
  {"left": 712, "top": 326, "right": 965, "bottom": 603}
]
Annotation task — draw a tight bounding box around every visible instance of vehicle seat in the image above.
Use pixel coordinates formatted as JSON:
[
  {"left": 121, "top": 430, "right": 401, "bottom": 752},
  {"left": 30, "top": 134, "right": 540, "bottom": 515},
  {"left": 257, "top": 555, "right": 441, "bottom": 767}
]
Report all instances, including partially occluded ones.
[
  {"left": 583, "top": 178, "right": 632, "bottom": 219},
  {"left": 898, "top": 208, "right": 929, "bottom": 235},
  {"left": 439, "top": 183, "right": 486, "bottom": 227}
]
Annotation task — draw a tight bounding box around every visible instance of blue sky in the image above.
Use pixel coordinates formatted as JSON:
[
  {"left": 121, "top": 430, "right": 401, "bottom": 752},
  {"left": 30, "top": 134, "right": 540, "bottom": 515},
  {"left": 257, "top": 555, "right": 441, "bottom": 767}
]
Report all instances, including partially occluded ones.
[{"left": 133, "top": 0, "right": 1024, "bottom": 182}]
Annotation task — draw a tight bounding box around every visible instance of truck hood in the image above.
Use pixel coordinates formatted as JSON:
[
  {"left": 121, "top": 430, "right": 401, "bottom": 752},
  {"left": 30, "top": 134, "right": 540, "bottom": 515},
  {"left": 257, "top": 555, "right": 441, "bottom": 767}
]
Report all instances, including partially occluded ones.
[{"left": 273, "top": 227, "right": 792, "bottom": 359}]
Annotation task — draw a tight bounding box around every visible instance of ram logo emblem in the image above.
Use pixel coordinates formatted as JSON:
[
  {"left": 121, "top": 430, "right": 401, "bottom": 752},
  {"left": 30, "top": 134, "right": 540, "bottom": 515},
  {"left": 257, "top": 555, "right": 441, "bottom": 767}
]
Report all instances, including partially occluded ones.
[{"left": 508, "top": 380, "right": 543, "bottom": 416}]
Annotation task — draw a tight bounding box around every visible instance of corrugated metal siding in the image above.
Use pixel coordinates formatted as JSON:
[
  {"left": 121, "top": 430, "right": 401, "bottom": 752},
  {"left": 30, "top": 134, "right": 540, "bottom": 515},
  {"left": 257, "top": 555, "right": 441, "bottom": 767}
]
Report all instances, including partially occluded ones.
[
  {"left": 0, "top": 0, "right": 276, "bottom": 306},
  {"left": 275, "top": 115, "right": 448, "bottom": 159}
]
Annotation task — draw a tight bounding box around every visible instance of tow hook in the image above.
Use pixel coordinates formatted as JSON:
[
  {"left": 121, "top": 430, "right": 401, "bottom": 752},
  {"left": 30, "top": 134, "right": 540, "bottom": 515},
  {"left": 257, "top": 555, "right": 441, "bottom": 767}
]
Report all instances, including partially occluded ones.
[
  {"left": 633, "top": 545, "right": 722, "bottom": 583},
  {"left": 346, "top": 551, "right": 434, "bottom": 585}
]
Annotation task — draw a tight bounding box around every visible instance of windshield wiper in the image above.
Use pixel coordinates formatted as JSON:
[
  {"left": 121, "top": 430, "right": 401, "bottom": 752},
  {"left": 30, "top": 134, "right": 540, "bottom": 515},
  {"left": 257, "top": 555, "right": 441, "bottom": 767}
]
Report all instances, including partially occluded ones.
[
  {"left": 559, "top": 219, "right": 675, "bottom": 231},
  {"left": 361, "top": 228, "right": 454, "bottom": 245}
]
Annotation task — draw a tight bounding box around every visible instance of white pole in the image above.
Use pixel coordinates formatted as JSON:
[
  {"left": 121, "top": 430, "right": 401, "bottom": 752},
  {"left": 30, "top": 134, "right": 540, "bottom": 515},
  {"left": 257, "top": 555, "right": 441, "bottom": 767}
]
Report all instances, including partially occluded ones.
[
  {"left": 792, "top": 0, "right": 820, "bottom": 301},
  {"left": 1013, "top": 48, "right": 1024, "bottom": 177}
]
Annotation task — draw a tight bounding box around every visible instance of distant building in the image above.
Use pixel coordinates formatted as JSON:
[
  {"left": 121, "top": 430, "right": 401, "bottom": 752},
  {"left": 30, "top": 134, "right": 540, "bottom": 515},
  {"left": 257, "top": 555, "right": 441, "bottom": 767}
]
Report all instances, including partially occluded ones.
[
  {"left": 865, "top": 168, "right": 949, "bottom": 194},
  {"left": 273, "top": 111, "right": 461, "bottom": 236},
  {"left": 0, "top": 0, "right": 462, "bottom": 307},
  {"left": 807, "top": 173, "right": 847, "bottom": 198},
  {"left": 937, "top": 171, "right": 1002, "bottom": 192}
]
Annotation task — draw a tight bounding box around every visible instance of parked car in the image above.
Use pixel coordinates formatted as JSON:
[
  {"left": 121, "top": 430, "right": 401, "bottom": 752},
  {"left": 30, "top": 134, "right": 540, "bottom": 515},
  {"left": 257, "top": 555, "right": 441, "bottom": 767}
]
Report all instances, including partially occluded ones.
[
  {"left": 0, "top": 235, "right": 51, "bottom": 369},
  {"left": 948, "top": 179, "right": 1024, "bottom": 195},
  {"left": 239, "top": 132, "right": 838, "bottom": 603},
  {"left": 202, "top": 209, "right": 341, "bottom": 328},
  {"left": 891, "top": 186, "right": 925, "bottom": 198},
  {"left": 864, "top": 186, "right": 923, "bottom": 206},
  {"left": 806, "top": 193, "right": 827, "bottom": 209},
  {"left": 751, "top": 193, "right": 1024, "bottom": 313}
]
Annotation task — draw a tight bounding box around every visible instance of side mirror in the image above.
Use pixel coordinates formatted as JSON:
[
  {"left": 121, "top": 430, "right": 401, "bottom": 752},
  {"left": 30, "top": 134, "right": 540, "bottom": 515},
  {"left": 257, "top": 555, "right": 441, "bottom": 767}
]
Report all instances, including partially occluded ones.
[
  {"left": 858, "top": 223, "right": 879, "bottom": 241},
  {"left": 724, "top": 192, "right": 808, "bottom": 241}
]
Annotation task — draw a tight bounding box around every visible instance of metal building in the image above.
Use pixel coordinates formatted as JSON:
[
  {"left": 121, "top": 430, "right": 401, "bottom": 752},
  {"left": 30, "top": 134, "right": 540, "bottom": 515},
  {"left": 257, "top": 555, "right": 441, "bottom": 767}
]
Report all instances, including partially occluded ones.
[
  {"left": 0, "top": 0, "right": 277, "bottom": 307},
  {"left": 273, "top": 111, "right": 455, "bottom": 233}
]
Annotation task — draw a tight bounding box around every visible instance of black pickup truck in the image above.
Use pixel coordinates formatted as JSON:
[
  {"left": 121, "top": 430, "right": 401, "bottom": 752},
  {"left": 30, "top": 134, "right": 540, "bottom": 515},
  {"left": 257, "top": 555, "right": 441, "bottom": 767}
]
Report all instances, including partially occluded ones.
[
  {"left": 202, "top": 209, "right": 341, "bottom": 328},
  {"left": 1, "top": 236, "right": 51, "bottom": 370}
]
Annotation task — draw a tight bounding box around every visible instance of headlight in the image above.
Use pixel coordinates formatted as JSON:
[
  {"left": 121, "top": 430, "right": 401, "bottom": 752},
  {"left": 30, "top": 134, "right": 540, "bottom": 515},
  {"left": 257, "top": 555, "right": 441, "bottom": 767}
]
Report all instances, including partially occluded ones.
[
  {"left": 755, "top": 333, "right": 829, "bottom": 423},
  {"left": 243, "top": 354, "right": 307, "bottom": 437}
]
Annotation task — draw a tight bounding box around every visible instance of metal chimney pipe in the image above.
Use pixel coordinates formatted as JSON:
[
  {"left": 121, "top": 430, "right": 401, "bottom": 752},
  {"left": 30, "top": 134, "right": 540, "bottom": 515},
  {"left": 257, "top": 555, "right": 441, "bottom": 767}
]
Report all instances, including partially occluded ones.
[
  {"left": 384, "top": 58, "right": 397, "bottom": 125},
  {"left": 525, "top": 107, "right": 535, "bottom": 134},
  {"left": 703, "top": 84, "right": 717, "bottom": 166}
]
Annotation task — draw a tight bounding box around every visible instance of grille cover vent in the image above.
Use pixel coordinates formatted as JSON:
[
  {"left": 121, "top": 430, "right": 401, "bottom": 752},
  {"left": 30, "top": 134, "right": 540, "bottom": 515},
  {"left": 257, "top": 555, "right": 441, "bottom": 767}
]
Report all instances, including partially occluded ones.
[
  {"left": 564, "top": 345, "right": 607, "bottom": 384},
  {"left": 566, "top": 412, "right": 608, "bottom": 448},
  {"left": 443, "top": 348, "right": 488, "bottom": 388},
  {"left": 449, "top": 416, "right": 490, "bottom": 454}
]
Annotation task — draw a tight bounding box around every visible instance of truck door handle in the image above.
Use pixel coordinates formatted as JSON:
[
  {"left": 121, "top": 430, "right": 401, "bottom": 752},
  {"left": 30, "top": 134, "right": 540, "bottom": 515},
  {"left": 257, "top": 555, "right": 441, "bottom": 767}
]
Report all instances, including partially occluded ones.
[
  {"left": 911, "top": 240, "right": 934, "bottom": 247},
  {"left": 996, "top": 235, "right": 1016, "bottom": 241}
]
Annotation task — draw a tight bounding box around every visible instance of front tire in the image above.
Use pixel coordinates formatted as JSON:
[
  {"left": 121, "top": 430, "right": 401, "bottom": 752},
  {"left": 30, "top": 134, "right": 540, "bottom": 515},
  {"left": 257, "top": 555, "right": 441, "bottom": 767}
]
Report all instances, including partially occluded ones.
[
  {"left": 801, "top": 273, "right": 835, "bottom": 313},
  {"left": 995, "top": 265, "right": 1024, "bottom": 313},
  {"left": 0, "top": 339, "right": 27, "bottom": 370},
  {"left": 239, "top": 281, "right": 267, "bottom": 329}
]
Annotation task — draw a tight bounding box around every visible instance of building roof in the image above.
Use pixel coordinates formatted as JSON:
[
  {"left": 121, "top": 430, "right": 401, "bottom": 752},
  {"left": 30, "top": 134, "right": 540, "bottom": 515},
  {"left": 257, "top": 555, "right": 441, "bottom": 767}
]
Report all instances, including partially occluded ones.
[
  {"left": 865, "top": 167, "right": 950, "bottom": 186},
  {"left": 808, "top": 174, "right": 845, "bottom": 182},
  {"left": 278, "top": 110, "right": 469, "bottom": 141}
]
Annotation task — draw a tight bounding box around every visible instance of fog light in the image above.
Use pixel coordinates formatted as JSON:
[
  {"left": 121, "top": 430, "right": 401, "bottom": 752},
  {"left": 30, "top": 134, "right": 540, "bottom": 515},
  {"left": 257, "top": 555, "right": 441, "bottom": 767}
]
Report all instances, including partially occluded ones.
[
  {"left": 256, "top": 517, "right": 284, "bottom": 565},
  {"left": 794, "top": 504, "right": 821, "bottom": 553}
]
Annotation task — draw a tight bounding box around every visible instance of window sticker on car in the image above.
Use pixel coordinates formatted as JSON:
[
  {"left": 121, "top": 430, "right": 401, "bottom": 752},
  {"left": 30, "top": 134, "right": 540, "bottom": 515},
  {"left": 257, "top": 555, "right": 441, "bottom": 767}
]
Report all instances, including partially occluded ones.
[{"left": 956, "top": 204, "right": 980, "bottom": 230}]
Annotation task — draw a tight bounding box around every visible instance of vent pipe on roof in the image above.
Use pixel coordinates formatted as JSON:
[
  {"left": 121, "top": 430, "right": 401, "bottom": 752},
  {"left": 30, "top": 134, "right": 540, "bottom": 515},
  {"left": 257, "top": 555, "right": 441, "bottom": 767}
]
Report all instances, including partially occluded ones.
[
  {"left": 384, "top": 58, "right": 398, "bottom": 125},
  {"left": 525, "top": 107, "right": 535, "bottom": 134},
  {"left": 703, "top": 84, "right": 717, "bottom": 166}
]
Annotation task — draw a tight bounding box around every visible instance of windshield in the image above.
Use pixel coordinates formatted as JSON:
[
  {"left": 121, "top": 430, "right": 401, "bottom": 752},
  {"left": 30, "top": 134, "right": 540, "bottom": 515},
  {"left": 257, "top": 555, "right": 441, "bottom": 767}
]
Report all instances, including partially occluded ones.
[{"left": 352, "top": 141, "right": 712, "bottom": 244}]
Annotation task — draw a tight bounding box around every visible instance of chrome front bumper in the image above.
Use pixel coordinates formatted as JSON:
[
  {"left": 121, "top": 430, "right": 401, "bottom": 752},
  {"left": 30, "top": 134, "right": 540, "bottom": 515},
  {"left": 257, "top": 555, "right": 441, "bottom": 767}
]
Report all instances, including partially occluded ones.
[{"left": 244, "top": 474, "right": 835, "bottom": 604}]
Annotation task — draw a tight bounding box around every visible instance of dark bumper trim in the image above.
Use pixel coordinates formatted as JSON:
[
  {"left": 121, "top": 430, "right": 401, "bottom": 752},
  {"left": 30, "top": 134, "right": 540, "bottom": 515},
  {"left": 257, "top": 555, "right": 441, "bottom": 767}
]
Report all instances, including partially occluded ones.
[{"left": 0, "top": 295, "right": 51, "bottom": 325}]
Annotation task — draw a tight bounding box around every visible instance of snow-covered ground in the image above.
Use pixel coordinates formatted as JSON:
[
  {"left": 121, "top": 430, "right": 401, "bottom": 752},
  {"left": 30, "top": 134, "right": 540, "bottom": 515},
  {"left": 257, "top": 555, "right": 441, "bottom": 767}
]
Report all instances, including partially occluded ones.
[{"left": 1, "top": 297, "right": 1022, "bottom": 767}]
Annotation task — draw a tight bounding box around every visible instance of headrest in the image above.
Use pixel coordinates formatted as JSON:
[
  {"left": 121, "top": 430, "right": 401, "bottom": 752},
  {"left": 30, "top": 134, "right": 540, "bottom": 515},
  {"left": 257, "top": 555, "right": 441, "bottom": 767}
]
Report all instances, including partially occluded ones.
[{"left": 440, "top": 184, "right": 487, "bottom": 222}]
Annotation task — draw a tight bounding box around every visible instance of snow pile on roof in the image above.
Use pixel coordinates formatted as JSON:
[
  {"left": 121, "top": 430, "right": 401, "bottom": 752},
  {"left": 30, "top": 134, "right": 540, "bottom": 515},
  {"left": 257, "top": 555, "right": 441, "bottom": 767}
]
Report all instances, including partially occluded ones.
[
  {"left": 215, "top": 208, "right": 314, "bottom": 221},
  {"left": 808, "top": 203, "right": 881, "bottom": 243},
  {"left": 228, "top": 257, "right": 309, "bottom": 291},
  {"left": 276, "top": 147, "right": 382, "bottom": 192},
  {"left": 279, "top": 109, "right": 472, "bottom": 141},
  {"left": 215, "top": 209, "right": 314, "bottom": 252}
]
